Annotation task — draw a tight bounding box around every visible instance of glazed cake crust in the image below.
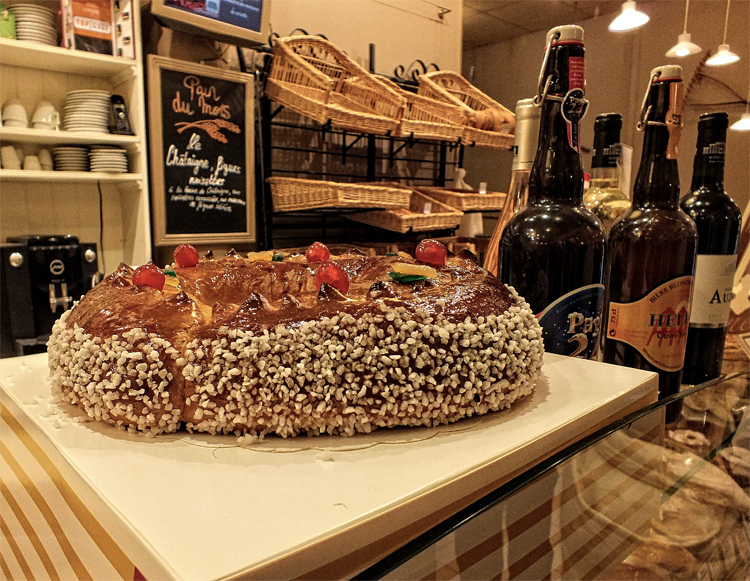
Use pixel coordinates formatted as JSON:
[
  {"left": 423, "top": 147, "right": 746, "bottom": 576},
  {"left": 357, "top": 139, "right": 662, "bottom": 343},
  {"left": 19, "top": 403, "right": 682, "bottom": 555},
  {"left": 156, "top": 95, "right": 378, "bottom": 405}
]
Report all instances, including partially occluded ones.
[{"left": 48, "top": 249, "right": 544, "bottom": 437}]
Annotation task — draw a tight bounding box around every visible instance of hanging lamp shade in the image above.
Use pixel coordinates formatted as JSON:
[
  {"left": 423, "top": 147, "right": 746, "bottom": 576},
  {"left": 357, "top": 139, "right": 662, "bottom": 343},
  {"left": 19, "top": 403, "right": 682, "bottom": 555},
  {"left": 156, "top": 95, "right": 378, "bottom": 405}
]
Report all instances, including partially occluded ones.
[
  {"left": 706, "top": 44, "right": 741, "bottom": 65},
  {"left": 609, "top": 1, "right": 649, "bottom": 31},
  {"left": 706, "top": 1, "right": 741, "bottom": 66},
  {"left": 730, "top": 112, "right": 750, "bottom": 131},
  {"left": 666, "top": 0, "right": 701, "bottom": 57},
  {"left": 666, "top": 32, "right": 702, "bottom": 57}
]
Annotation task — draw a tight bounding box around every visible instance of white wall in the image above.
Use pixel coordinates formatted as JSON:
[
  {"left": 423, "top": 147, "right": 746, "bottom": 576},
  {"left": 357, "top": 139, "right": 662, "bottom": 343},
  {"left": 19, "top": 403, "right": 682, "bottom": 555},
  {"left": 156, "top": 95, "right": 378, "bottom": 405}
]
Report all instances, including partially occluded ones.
[
  {"left": 462, "top": 0, "right": 749, "bottom": 215},
  {"left": 266, "top": 0, "right": 463, "bottom": 77}
]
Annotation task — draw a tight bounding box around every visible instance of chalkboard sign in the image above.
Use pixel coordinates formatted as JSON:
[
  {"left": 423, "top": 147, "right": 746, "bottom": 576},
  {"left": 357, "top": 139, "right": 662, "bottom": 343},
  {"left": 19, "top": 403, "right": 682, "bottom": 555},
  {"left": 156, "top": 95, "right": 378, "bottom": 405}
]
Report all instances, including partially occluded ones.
[{"left": 147, "top": 55, "right": 255, "bottom": 245}]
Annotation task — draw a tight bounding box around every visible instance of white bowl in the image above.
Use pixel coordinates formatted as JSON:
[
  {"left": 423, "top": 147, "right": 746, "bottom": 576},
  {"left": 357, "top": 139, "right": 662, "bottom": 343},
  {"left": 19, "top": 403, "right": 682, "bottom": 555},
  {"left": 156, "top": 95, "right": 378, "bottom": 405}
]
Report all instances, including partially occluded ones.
[
  {"left": 3, "top": 119, "right": 29, "bottom": 128},
  {"left": 2, "top": 98, "right": 28, "bottom": 124}
]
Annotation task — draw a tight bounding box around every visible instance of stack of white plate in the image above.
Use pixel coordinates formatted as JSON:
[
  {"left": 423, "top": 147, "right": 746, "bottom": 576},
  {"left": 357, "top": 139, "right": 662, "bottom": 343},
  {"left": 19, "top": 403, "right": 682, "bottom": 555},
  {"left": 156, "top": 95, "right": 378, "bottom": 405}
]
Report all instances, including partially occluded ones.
[
  {"left": 52, "top": 146, "right": 88, "bottom": 172},
  {"left": 7, "top": 4, "right": 59, "bottom": 46},
  {"left": 89, "top": 146, "right": 128, "bottom": 173},
  {"left": 63, "top": 90, "right": 111, "bottom": 133}
]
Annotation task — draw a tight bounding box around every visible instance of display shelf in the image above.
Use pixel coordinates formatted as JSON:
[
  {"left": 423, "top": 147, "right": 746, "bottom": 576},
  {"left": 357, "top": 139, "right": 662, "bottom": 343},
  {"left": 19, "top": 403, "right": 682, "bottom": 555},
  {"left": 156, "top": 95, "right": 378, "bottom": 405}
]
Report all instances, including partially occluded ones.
[
  {"left": 0, "top": 169, "right": 143, "bottom": 183},
  {"left": 0, "top": 127, "right": 141, "bottom": 149},
  {"left": 0, "top": 38, "right": 136, "bottom": 79},
  {"left": 0, "top": 5, "right": 151, "bottom": 268}
]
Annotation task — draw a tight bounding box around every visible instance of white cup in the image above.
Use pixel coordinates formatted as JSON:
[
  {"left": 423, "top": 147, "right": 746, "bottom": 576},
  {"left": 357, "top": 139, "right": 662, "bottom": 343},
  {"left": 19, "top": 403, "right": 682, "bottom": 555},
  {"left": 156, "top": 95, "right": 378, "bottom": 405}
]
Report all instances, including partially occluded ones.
[
  {"left": 32, "top": 100, "right": 60, "bottom": 130},
  {"left": 37, "top": 148, "right": 53, "bottom": 170},
  {"left": 1, "top": 145, "right": 21, "bottom": 170},
  {"left": 23, "top": 155, "right": 42, "bottom": 171},
  {"left": 2, "top": 98, "right": 28, "bottom": 128}
]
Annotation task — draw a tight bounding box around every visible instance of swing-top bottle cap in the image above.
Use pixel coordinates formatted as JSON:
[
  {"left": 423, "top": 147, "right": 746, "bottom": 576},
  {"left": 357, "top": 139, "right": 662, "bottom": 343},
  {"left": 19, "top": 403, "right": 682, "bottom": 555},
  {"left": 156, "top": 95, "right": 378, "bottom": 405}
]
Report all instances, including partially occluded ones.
[
  {"left": 651, "top": 65, "right": 682, "bottom": 83},
  {"left": 546, "top": 25, "right": 584, "bottom": 47}
]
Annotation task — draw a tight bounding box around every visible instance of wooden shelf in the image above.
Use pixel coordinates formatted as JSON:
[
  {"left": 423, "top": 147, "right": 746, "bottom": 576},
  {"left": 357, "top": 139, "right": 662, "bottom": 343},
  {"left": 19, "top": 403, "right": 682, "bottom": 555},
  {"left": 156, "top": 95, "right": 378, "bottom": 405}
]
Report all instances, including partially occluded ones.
[
  {"left": 0, "top": 127, "right": 141, "bottom": 149},
  {"left": 0, "top": 169, "right": 142, "bottom": 184},
  {"left": 0, "top": 38, "right": 136, "bottom": 79},
  {"left": 0, "top": 4, "right": 153, "bottom": 267}
]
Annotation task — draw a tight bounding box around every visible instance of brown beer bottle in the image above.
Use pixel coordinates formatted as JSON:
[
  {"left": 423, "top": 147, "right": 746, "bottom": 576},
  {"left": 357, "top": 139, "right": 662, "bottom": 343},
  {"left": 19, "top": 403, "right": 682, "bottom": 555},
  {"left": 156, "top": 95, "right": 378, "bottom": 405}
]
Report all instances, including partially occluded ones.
[
  {"left": 603, "top": 65, "right": 698, "bottom": 423},
  {"left": 499, "top": 25, "right": 605, "bottom": 360}
]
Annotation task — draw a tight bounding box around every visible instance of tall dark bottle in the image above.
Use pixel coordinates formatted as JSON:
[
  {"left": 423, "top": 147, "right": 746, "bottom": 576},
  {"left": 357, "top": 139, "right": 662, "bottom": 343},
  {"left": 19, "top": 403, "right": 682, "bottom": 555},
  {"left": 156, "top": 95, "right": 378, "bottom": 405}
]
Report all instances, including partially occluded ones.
[
  {"left": 680, "top": 112, "right": 742, "bottom": 384},
  {"left": 603, "top": 65, "right": 698, "bottom": 423},
  {"left": 499, "top": 25, "right": 605, "bottom": 359}
]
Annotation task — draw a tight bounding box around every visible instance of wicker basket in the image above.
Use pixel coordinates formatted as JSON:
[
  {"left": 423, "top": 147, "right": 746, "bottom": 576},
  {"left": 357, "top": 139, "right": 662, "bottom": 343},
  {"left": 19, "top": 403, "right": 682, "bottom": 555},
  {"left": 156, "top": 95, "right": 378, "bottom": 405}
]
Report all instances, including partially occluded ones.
[
  {"left": 418, "top": 71, "right": 515, "bottom": 149},
  {"left": 347, "top": 189, "right": 463, "bottom": 233},
  {"left": 415, "top": 186, "right": 507, "bottom": 211},
  {"left": 434, "top": 236, "right": 491, "bottom": 259},
  {"left": 266, "top": 36, "right": 405, "bottom": 135},
  {"left": 376, "top": 76, "right": 466, "bottom": 141},
  {"left": 267, "top": 177, "right": 411, "bottom": 212}
]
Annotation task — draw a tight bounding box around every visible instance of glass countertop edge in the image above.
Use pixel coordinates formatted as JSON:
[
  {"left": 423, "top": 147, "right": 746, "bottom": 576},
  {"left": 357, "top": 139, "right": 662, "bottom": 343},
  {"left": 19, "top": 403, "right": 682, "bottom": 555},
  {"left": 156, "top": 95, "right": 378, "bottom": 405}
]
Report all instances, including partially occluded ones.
[{"left": 353, "top": 368, "right": 750, "bottom": 580}]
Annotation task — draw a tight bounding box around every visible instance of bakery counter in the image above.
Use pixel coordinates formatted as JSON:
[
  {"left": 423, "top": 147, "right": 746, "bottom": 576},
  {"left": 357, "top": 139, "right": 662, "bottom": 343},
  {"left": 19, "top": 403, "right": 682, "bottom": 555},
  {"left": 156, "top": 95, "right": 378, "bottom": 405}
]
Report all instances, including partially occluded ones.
[
  {"left": 367, "top": 340, "right": 750, "bottom": 581},
  {"left": 0, "top": 352, "right": 658, "bottom": 580}
]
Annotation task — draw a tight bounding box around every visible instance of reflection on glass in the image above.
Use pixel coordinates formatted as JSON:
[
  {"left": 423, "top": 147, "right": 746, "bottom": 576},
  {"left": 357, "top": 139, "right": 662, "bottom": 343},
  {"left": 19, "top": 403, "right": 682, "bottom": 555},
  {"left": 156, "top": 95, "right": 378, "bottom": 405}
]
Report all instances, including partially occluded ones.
[{"left": 365, "top": 369, "right": 749, "bottom": 580}]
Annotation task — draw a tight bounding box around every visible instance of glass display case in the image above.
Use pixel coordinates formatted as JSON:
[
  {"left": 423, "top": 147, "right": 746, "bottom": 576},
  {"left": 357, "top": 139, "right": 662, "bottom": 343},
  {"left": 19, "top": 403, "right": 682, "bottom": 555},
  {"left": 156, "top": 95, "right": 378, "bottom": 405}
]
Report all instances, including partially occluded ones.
[{"left": 358, "top": 340, "right": 750, "bottom": 581}]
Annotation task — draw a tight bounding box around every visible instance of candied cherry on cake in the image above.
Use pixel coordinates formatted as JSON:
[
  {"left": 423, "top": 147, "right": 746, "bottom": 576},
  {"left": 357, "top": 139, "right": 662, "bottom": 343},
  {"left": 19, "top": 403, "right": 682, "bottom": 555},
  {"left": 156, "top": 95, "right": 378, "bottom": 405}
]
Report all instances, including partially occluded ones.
[
  {"left": 173, "top": 243, "right": 200, "bottom": 268},
  {"left": 315, "top": 261, "right": 349, "bottom": 294},
  {"left": 305, "top": 241, "right": 330, "bottom": 262},
  {"left": 415, "top": 239, "right": 447, "bottom": 267},
  {"left": 132, "top": 262, "right": 166, "bottom": 291}
]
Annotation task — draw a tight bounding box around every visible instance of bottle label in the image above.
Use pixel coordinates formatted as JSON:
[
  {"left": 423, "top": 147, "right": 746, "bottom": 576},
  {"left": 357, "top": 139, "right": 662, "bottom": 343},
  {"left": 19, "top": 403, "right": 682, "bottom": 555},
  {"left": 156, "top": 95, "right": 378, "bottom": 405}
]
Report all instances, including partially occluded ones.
[
  {"left": 607, "top": 276, "right": 693, "bottom": 372},
  {"left": 593, "top": 143, "right": 620, "bottom": 168},
  {"left": 568, "top": 57, "right": 585, "bottom": 91},
  {"left": 537, "top": 284, "right": 604, "bottom": 359},
  {"left": 666, "top": 82, "right": 683, "bottom": 159},
  {"left": 700, "top": 140, "right": 726, "bottom": 166},
  {"left": 689, "top": 254, "right": 737, "bottom": 328},
  {"left": 562, "top": 88, "right": 588, "bottom": 152}
]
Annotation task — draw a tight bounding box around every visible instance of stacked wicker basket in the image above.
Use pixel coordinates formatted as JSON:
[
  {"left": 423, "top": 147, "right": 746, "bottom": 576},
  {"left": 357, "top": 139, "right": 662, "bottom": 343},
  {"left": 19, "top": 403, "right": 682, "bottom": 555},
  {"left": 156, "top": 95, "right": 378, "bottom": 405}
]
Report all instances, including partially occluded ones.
[
  {"left": 265, "top": 35, "right": 513, "bottom": 219},
  {"left": 265, "top": 35, "right": 515, "bottom": 147},
  {"left": 418, "top": 71, "right": 515, "bottom": 149},
  {"left": 266, "top": 35, "right": 405, "bottom": 135},
  {"left": 266, "top": 177, "right": 411, "bottom": 212},
  {"left": 414, "top": 186, "right": 508, "bottom": 212},
  {"left": 347, "top": 184, "right": 464, "bottom": 233}
]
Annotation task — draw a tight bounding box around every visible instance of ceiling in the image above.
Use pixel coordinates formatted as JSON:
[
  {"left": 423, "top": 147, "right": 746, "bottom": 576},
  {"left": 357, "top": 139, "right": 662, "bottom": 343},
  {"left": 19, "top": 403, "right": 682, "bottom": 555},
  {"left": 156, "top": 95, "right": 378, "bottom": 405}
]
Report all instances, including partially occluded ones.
[{"left": 462, "top": 1, "right": 631, "bottom": 50}]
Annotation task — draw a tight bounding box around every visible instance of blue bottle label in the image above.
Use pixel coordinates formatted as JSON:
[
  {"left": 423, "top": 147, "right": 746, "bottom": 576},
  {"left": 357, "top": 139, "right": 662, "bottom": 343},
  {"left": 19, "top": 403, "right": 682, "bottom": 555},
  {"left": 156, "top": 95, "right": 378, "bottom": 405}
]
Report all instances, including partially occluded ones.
[{"left": 537, "top": 284, "right": 605, "bottom": 359}]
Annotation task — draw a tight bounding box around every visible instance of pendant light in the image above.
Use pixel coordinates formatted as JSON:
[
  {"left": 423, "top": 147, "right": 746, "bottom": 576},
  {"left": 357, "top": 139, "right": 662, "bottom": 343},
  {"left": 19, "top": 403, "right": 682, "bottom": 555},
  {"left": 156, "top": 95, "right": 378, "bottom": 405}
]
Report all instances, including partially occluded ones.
[
  {"left": 609, "top": 1, "right": 649, "bottom": 32},
  {"left": 665, "top": 0, "right": 701, "bottom": 57},
  {"left": 706, "top": 0, "right": 740, "bottom": 66},
  {"left": 730, "top": 70, "right": 750, "bottom": 131}
]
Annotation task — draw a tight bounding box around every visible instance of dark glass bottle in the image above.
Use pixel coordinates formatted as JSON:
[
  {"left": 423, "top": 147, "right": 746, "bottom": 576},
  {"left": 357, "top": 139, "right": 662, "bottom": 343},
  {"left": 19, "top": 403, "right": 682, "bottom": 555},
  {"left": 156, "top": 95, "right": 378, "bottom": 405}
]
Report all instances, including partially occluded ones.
[
  {"left": 680, "top": 112, "right": 742, "bottom": 384},
  {"left": 603, "top": 65, "right": 698, "bottom": 423},
  {"left": 499, "top": 25, "right": 605, "bottom": 360}
]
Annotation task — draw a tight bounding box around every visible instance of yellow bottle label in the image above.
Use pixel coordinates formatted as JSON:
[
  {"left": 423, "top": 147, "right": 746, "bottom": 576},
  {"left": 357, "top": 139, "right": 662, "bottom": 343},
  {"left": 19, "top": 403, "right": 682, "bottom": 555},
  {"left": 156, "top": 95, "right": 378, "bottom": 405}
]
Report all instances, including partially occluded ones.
[{"left": 607, "top": 276, "right": 693, "bottom": 372}]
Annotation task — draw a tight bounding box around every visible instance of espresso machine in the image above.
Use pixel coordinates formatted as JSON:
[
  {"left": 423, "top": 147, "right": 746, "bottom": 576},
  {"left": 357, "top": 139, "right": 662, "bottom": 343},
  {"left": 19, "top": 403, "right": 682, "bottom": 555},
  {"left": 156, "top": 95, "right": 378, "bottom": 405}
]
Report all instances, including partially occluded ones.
[{"left": 1, "top": 235, "right": 100, "bottom": 357}]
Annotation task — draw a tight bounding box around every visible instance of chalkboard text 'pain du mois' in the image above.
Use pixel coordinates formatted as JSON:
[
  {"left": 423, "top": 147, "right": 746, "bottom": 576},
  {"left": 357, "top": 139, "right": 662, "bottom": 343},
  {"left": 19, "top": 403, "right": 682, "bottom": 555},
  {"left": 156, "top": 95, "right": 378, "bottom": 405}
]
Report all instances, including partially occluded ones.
[{"left": 171, "top": 75, "right": 231, "bottom": 119}]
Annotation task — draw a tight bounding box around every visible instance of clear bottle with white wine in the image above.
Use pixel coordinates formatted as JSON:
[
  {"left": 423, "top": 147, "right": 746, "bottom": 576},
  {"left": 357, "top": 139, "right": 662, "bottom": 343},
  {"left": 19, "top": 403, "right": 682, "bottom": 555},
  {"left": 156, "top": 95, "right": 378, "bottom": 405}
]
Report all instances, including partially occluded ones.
[
  {"left": 483, "top": 98, "right": 540, "bottom": 275},
  {"left": 584, "top": 113, "right": 630, "bottom": 234}
]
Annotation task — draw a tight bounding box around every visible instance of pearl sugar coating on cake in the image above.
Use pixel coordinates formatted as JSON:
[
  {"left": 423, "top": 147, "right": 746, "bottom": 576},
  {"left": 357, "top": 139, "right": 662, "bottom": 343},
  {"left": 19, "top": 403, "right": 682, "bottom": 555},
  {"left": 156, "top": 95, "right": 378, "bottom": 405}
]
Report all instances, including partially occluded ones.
[{"left": 47, "top": 246, "right": 544, "bottom": 437}]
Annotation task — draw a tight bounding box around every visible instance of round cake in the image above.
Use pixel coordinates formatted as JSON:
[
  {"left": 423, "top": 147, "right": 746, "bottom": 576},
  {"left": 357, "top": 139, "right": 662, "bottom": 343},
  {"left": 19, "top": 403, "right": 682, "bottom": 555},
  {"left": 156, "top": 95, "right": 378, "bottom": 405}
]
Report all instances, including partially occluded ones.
[{"left": 47, "top": 241, "right": 544, "bottom": 437}]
